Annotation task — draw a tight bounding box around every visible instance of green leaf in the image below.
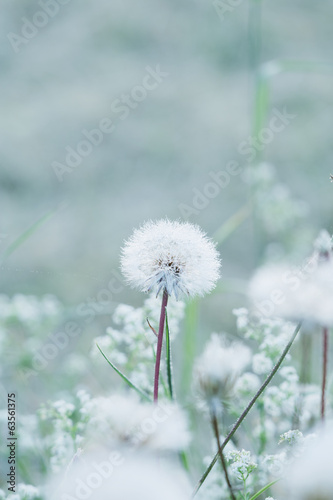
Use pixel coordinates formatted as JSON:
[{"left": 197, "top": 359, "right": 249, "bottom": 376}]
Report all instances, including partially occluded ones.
[
  {"left": 0, "top": 210, "right": 56, "bottom": 264},
  {"left": 249, "top": 479, "right": 279, "bottom": 500},
  {"left": 96, "top": 344, "right": 151, "bottom": 402},
  {"left": 165, "top": 311, "right": 173, "bottom": 399}
]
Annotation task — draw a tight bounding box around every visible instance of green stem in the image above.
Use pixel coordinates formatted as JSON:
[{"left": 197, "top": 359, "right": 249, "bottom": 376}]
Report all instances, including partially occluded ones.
[
  {"left": 192, "top": 322, "right": 302, "bottom": 496},
  {"left": 211, "top": 413, "right": 236, "bottom": 500}
]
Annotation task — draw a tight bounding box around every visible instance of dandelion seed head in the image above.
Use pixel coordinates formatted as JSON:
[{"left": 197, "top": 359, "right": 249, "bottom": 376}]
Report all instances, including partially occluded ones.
[
  {"left": 283, "top": 426, "right": 333, "bottom": 500},
  {"left": 85, "top": 394, "right": 190, "bottom": 452},
  {"left": 121, "top": 219, "right": 221, "bottom": 299},
  {"left": 194, "top": 334, "right": 250, "bottom": 405},
  {"left": 249, "top": 261, "right": 333, "bottom": 326},
  {"left": 51, "top": 452, "right": 191, "bottom": 500}
]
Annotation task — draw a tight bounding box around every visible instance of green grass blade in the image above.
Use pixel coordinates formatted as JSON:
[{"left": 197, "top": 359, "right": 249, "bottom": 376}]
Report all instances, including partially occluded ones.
[
  {"left": 213, "top": 204, "right": 251, "bottom": 245},
  {"left": 165, "top": 311, "right": 173, "bottom": 399},
  {"left": 181, "top": 298, "right": 198, "bottom": 396},
  {"left": 249, "top": 479, "right": 279, "bottom": 500},
  {"left": 0, "top": 210, "right": 56, "bottom": 264},
  {"left": 96, "top": 344, "right": 151, "bottom": 401}
]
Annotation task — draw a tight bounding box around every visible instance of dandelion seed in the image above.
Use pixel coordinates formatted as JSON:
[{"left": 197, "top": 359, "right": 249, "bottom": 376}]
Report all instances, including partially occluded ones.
[
  {"left": 194, "top": 334, "right": 250, "bottom": 410},
  {"left": 121, "top": 219, "right": 221, "bottom": 300}
]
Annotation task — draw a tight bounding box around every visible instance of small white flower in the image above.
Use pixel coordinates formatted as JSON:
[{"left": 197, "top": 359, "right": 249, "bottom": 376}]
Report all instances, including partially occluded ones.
[
  {"left": 121, "top": 219, "right": 221, "bottom": 299},
  {"left": 194, "top": 334, "right": 250, "bottom": 404}
]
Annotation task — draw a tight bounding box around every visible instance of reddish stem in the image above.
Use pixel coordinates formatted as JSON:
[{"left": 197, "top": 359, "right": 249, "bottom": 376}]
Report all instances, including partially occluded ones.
[
  {"left": 154, "top": 289, "right": 169, "bottom": 402},
  {"left": 321, "top": 327, "right": 329, "bottom": 421}
]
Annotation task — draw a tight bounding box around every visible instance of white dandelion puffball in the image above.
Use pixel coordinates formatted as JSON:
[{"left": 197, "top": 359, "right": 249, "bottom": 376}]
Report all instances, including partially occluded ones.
[
  {"left": 51, "top": 451, "right": 191, "bottom": 500},
  {"left": 121, "top": 219, "right": 221, "bottom": 299},
  {"left": 249, "top": 260, "right": 333, "bottom": 326},
  {"left": 282, "top": 426, "right": 333, "bottom": 500},
  {"left": 194, "top": 334, "right": 250, "bottom": 402}
]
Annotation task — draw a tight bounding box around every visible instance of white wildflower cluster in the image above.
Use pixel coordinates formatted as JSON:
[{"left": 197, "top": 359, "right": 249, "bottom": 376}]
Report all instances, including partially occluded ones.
[
  {"left": 38, "top": 390, "right": 91, "bottom": 473},
  {"left": 84, "top": 394, "right": 190, "bottom": 452},
  {"left": 121, "top": 219, "right": 221, "bottom": 299},
  {"left": 231, "top": 308, "right": 320, "bottom": 460},
  {"left": 233, "top": 308, "right": 295, "bottom": 376},
  {"left": 92, "top": 294, "right": 185, "bottom": 392},
  {"left": 226, "top": 449, "right": 258, "bottom": 483},
  {"left": 194, "top": 333, "right": 250, "bottom": 412},
  {"left": 0, "top": 294, "right": 62, "bottom": 325},
  {"left": 0, "top": 484, "right": 41, "bottom": 500},
  {"left": 0, "top": 294, "right": 63, "bottom": 379}
]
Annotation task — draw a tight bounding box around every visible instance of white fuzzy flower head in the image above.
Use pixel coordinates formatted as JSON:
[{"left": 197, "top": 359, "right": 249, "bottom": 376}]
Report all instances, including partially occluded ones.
[
  {"left": 50, "top": 451, "right": 191, "bottom": 500},
  {"left": 194, "top": 334, "right": 250, "bottom": 406},
  {"left": 282, "top": 425, "right": 333, "bottom": 500},
  {"left": 249, "top": 260, "right": 333, "bottom": 326},
  {"left": 85, "top": 394, "right": 190, "bottom": 452},
  {"left": 121, "top": 219, "right": 221, "bottom": 299}
]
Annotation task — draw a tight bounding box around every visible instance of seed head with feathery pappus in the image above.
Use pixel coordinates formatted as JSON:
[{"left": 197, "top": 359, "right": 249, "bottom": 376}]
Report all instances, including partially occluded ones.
[{"left": 121, "top": 220, "right": 221, "bottom": 300}]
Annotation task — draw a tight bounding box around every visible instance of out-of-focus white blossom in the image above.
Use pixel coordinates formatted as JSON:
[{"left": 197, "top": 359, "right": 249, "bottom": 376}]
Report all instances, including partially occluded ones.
[
  {"left": 249, "top": 260, "right": 333, "bottom": 326},
  {"left": 194, "top": 334, "right": 250, "bottom": 406},
  {"left": 85, "top": 394, "right": 190, "bottom": 452},
  {"left": 121, "top": 219, "right": 221, "bottom": 299},
  {"left": 51, "top": 451, "right": 191, "bottom": 500},
  {"left": 314, "top": 229, "right": 332, "bottom": 255},
  {"left": 282, "top": 426, "right": 333, "bottom": 500}
]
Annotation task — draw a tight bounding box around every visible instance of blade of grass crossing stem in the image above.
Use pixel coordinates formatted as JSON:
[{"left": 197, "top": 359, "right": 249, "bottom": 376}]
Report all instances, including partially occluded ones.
[
  {"left": 249, "top": 479, "right": 279, "bottom": 500},
  {"left": 181, "top": 298, "right": 198, "bottom": 395},
  {"left": 0, "top": 210, "right": 56, "bottom": 264},
  {"left": 193, "top": 322, "right": 302, "bottom": 496},
  {"left": 213, "top": 204, "right": 251, "bottom": 246},
  {"left": 96, "top": 344, "right": 151, "bottom": 401},
  {"left": 165, "top": 311, "right": 174, "bottom": 399}
]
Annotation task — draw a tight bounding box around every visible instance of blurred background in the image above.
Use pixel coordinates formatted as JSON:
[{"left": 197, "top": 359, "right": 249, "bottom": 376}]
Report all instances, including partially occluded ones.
[{"left": 1, "top": 0, "right": 333, "bottom": 484}]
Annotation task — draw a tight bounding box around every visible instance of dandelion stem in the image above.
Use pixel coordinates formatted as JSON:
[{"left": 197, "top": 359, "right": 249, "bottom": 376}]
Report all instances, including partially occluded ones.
[
  {"left": 192, "top": 321, "right": 302, "bottom": 497},
  {"left": 321, "top": 326, "right": 329, "bottom": 421},
  {"left": 211, "top": 413, "right": 236, "bottom": 500},
  {"left": 154, "top": 289, "right": 169, "bottom": 402}
]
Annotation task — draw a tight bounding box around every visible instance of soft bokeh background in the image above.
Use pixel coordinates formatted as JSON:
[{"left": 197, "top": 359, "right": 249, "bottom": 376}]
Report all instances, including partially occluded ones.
[{"left": 1, "top": 1, "right": 333, "bottom": 483}]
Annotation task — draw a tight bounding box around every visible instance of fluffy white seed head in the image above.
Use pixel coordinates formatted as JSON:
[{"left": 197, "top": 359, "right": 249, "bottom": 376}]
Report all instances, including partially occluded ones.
[
  {"left": 121, "top": 219, "right": 221, "bottom": 299},
  {"left": 85, "top": 394, "right": 190, "bottom": 452},
  {"left": 282, "top": 426, "right": 333, "bottom": 500},
  {"left": 249, "top": 261, "right": 333, "bottom": 326},
  {"left": 50, "top": 452, "right": 191, "bottom": 500},
  {"left": 194, "top": 334, "right": 250, "bottom": 406}
]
